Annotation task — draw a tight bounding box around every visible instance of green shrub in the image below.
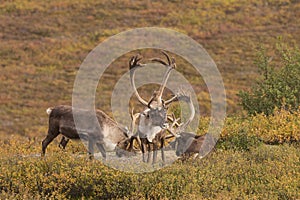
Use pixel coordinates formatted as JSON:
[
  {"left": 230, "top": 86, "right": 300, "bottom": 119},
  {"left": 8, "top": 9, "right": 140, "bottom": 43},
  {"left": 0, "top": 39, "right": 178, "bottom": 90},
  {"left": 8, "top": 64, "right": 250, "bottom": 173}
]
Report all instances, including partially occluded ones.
[
  {"left": 217, "top": 132, "right": 262, "bottom": 151},
  {"left": 238, "top": 43, "right": 300, "bottom": 115}
]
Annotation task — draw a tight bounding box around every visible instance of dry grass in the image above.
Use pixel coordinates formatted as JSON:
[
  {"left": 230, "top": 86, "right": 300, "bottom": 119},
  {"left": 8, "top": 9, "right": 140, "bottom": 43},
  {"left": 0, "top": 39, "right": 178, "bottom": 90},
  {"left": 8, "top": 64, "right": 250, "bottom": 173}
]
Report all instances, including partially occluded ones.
[{"left": 1, "top": 0, "right": 300, "bottom": 135}]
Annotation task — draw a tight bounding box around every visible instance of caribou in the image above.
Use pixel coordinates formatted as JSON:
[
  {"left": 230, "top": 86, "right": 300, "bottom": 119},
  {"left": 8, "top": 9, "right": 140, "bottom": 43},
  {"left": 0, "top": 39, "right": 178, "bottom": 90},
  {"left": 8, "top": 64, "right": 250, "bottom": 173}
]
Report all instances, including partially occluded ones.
[
  {"left": 128, "top": 51, "right": 195, "bottom": 164},
  {"left": 167, "top": 104, "right": 216, "bottom": 161},
  {"left": 42, "top": 105, "right": 138, "bottom": 159},
  {"left": 171, "top": 132, "right": 216, "bottom": 161},
  {"left": 43, "top": 51, "right": 198, "bottom": 163},
  {"left": 172, "top": 132, "right": 206, "bottom": 160}
]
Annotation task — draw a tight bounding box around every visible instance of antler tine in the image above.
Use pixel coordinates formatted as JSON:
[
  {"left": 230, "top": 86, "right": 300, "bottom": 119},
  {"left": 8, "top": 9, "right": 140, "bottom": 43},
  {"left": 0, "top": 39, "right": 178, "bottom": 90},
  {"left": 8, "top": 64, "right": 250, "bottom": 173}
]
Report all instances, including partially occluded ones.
[
  {"left": 150, "top": 51, "right": 175, "bottom": 68},
  {"left": 171, "top": 57, "right": 176, "bottom": 67},
  {"left": 128, "top": 107, "right": 140, "bottom": 137},
  {"left": 135, "top": 56, "right": 142, "bottom": 63},
  {"left": 149, "top": 58, "right": 168, "bottom": 66},
  {"left": 155, "top": 51, "right": 176, "bottom": 107},
  {"left": 161, "top": 50, "right": 171, "bottom": 65},
  {"left": 171, "top": 113, "right": 181, "bottom": 127},
  {"left": 164, "top": 94, "right": 178, "bottom": 106},
  {"left": 129, "top": 56, "right": 135, "bottom": 70},
  {"left": 164, "top": 87, "right": 191, "bottom": 106},
  {"left": 129, "top": 54, "right": 149, "bottom": 107},
  {"left": 129, "top": 54, "right": 143, "bottom": 70},
  {"left": 167, "top": 113, "right": 182, "bottom": 127},
  {"left": 176, "top": 88, "right": 191, "bottom": 102},
  {"left": 167, "top": 113, "right": 180, "bottom": 137},
  {"left": 130, "top": 107, "right": 140, "bottom": 121},
  {"left": 176, "top": 89, "right": 195, "bottom": 132},
  {"left": 130, "top": 108, "right": 134, "bottom": 120}
]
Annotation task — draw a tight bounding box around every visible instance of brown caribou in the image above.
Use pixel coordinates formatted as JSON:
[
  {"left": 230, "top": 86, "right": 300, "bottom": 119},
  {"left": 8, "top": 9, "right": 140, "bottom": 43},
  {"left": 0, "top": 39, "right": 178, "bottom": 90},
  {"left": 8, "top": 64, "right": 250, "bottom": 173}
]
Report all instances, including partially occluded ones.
[{"left": 42, "top": 105, "right": 139, "bottom": 159}]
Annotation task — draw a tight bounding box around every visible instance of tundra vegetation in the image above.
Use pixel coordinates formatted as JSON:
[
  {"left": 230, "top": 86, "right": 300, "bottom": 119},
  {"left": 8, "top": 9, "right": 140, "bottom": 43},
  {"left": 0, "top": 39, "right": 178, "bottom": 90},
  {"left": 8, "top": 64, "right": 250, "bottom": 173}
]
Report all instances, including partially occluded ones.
[{"left": 0, "top": 0, "right": 299, "bottom": 199}]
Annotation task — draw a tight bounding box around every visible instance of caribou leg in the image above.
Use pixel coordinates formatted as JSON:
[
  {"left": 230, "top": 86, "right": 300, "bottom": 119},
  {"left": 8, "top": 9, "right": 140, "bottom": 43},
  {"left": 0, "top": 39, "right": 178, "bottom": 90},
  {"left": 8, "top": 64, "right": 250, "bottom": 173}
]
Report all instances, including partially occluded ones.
[
  {"left": 152, "top": 142, "right": 158, "bottom": 165},
  {"left": 141, "top": 138, "right": 147, "bottom": 162},
  {"left": 96, "top": 142, "right": 106, "bottom": 159},
  {"left": 58, "top": 136, "right": 69, "bottom": 149},
  {"left": 88, "top": 137, "right": 95, "bottom": 160},
  {"left": 160, "top": 138, "right": 165, "bottom": 165},
  {"left": 146, "top": 143, "right": 151, "bottom": 163},
  {"left": 41, "top": 131, "right": 59, "bottom": 156}
]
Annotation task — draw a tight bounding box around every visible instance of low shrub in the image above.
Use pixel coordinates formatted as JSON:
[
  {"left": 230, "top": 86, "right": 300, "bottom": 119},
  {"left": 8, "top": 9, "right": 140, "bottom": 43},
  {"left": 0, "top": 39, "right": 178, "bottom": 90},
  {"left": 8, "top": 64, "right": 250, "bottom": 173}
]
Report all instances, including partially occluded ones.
[
  {"left": 246, "top": 108, "right": 300, "bottom": 144},
  {"left": 0, "top": 143, "right": 299, "bottom": 199},
  {"left": 238, "top": 43, "right": 300, "bottom": 115}
]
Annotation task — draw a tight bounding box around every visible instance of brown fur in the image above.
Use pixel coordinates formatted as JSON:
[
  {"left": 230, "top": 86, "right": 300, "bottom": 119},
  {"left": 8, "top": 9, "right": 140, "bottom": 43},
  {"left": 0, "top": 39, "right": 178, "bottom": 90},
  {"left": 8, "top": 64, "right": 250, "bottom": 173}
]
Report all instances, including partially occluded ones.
[
  {"left": 42, "top": 105, "right": 133, "bottom": 159},
  {"left": 175, "top": 132, "right": 206, "bottom": 159}
]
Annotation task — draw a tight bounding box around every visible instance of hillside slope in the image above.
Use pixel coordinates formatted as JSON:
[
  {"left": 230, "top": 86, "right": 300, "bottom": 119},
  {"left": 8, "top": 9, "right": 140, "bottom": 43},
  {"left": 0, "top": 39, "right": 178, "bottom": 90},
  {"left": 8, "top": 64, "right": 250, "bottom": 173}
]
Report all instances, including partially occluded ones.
[{"left": 0, "top": 0, "right": 300, "bottom": 136}]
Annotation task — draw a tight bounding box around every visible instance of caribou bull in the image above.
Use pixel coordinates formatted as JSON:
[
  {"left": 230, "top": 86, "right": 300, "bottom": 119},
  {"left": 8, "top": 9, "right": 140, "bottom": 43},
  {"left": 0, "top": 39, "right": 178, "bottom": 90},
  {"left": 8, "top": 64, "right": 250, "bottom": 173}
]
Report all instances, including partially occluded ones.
[
  {"left": 129, "top": 52, "right": 195, "bottom": 164},
  {"left": 42, "top": 105, "right": 138, "bottom": 159}
]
